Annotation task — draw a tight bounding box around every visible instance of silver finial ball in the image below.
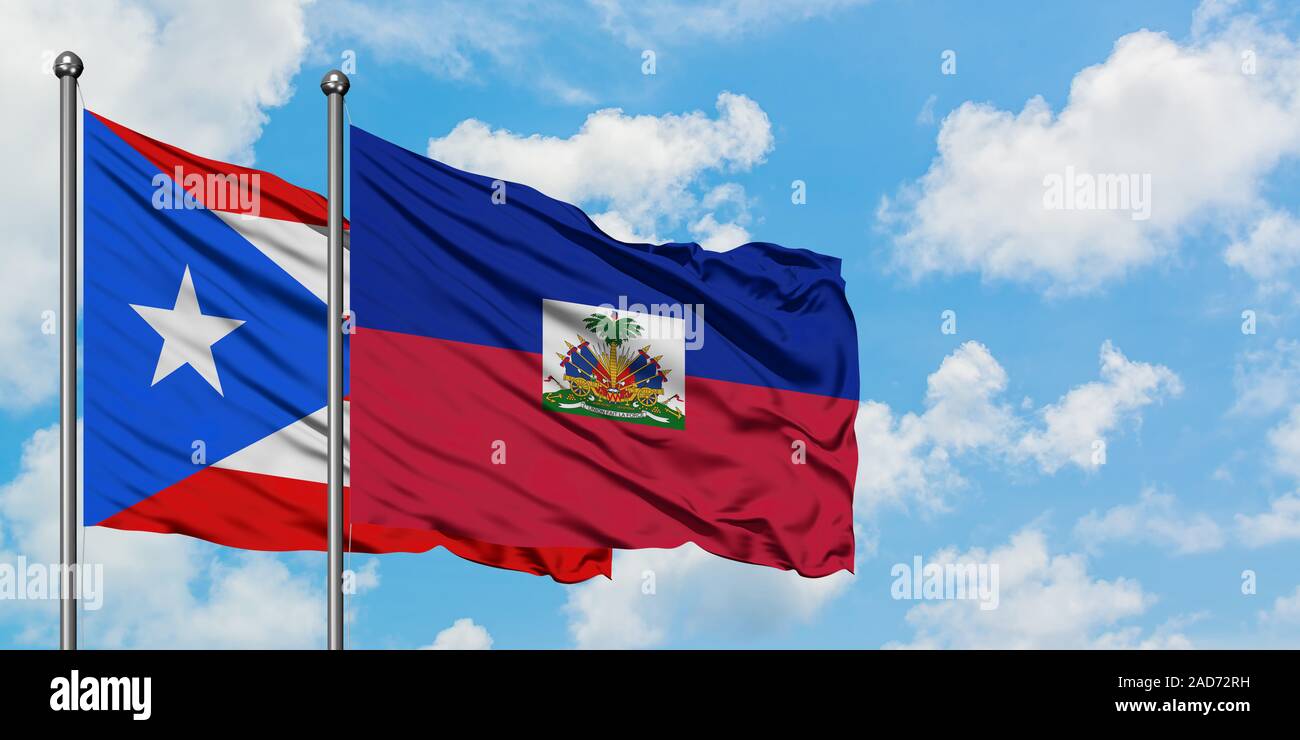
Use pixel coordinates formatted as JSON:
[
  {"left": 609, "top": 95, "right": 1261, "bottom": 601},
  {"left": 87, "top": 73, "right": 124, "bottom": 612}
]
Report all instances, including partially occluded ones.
[
  {"left": 53, "top": 51, "right": 84, "bottom": 79},
  {"left": 320, "top": 70, "right": 350, "bottom": 96}
]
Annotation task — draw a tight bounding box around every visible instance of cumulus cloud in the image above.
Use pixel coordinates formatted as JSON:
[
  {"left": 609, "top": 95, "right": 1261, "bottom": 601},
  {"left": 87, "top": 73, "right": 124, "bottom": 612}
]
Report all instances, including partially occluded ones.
[
  {"left": 1072, "top": 471, "right": 1300, "bottom": 556},
  {"left": 879, "top": 6, "right": 1300, "bottom": 293},
  {"left": 564, "top": 544, "right": 852, "bottom": 649},
  {"left": 1016, "top": 341, "right": 1181, "bottom": 473},
  {"left": 1231, "top": 339, "right": 1300, "bottom": 417},
  {"left": 588, "top": 0, "right": 872, "bottom": 46},
  {"left": 919, "top": 342, "right": 1017, "bottom": 451},
  {"left": 309, "top": 0, "right": 529, "bottom": 81},
  {"left": 1091, "top": 614, "right": 1198, "bottom": 650},
  {"left": 1266, "top": 406, "right": 1300, "bottom": 479},
  {"left": 0, "top": 1, "right": 311, "bottom": 410},
  {"left": 1259, "top": 585, "right": 1300, "bottom": 625},
  {"left": 1236, "top": 492, "right": 1300, "bottom": 547},
  {"left": 312, "top": 1, "right": 863, "bottom": 104},
  {"left": 427, "top": 92, "right": 773, "bottom": 249},
  {"left": 888, "top": 529, "right": 1181, "bottom": 649},
  {"left": 1225, "top": 210, "right": 1300, "bottom": 294},
  {"left": 421, "top": 618, "right": 493, "bottom": 650},
  {"left": 854, "top": 400, "right": 964, "bottom": 515},
  {"left": 140, "top": 554, "right": 324, "bottom": 649},
  {"left": 916, "top": 94, "right": 938, "bottom": 126},
  {"left": 1075, "top": 488, "right": 1225, "bottom": 555},
  {"left": 858, "top": 341, "right": 1180, "bottom": 514},
  {"left": 0, "top": 426, "right": 330, "bottom": 648},
  {"left": 688, "top": 183, "right": 755, "bottom": 251},
  {"left": 855, "top": 342, "right": 1013, "bottom": 515}
]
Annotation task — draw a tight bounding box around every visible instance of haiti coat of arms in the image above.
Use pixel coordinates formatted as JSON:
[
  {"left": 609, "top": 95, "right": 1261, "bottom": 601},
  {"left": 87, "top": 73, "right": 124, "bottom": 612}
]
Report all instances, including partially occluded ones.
[{"left": 542, "top": 301, "right": 685, "bottom": 429}]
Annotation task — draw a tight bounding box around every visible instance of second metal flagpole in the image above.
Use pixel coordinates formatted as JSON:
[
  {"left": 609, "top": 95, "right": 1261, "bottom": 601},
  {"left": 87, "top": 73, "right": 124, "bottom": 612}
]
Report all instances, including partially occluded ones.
[
  {"left": 54, "top": 50, "right": 83, "bottom": 652},
  {"left": 321, "top": 69, "right": 350, "bottom": 650}
]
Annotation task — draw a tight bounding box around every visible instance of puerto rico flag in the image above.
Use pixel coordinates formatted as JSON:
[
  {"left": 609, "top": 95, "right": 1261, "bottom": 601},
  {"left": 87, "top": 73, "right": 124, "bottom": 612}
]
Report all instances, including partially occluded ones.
[
  {"left": 82, "top": 111, "right": 610, "bottom": 583},
  {"left": 350, "top": 126, "right": 859, "bottom": 577}
]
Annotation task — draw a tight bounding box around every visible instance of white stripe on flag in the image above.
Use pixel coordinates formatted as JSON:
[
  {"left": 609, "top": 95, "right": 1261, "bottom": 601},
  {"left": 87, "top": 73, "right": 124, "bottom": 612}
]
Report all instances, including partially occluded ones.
[
  {"left": 216, "top": 211, "right": 350, "bottom": 307},
  {"left": 212, "top": 401, "right": 350, "bottom": 485}
]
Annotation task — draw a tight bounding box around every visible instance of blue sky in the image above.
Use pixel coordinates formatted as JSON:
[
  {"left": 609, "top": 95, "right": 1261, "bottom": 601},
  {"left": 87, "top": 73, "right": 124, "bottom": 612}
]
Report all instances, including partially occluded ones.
[{"left": 4, "top": 0, "right": 1300, "bottom": 648}]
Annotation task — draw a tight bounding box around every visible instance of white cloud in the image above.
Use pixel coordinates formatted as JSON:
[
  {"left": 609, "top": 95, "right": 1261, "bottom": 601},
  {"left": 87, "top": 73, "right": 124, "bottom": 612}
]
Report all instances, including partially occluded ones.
[
  {"left": 589, "top": 0, "right": 872, "bottom": 46},
  {"left": 855, "top": 342, "right": 1013, "bottom": 515},
  {"left": 538, "top": 76, "right": 599, "bottom": 106},
  {"left": 1092, "top": 614, "right": 1199, "bottom": 650},
  {"left": 689, "top": 214, "right": 752, "bottom": 252},
  {"left": 309, "top": 0, "right": 526, "bottom": 81},
  {"left": 142, "top": 554, "right": 325, "bottom": 649},
  {"left": 1191, "top": 0, "right": 1239, "bottom": 37},
  {"left": 1017, "top": 341, "right": 1182, "bottom": 473},
  {"left": 1225, "top": 210, "right": 1300, "bottom": 293},
  {"left": 564, "top": 340, "right": 1175, "bottom": 645},
  {"left": 1, "top": 425, "right": 331, "bottom": 649},
  {"left": 858, "top": 340, "right": 1179, "bottom": 514},
  {"left": 1075, "top": 488, "right": 1225, "bottom": 555},
  {"left": 564, "top": 544, "right": 852, "bottom": 649},
  {"left": 427, "top": 92, "right": 773, "bottom": 248},
  {"left": 1231, "top": 339, "right": 1300, "bottom": 417},
  {"left": 916, "top": 94, "right": 938, "bottom": 126},
  {"left": 1260, "top": 585, "right": 1300, "bottom": 625},
  {"left": 921, "top": 342, "right": 1017, "bottom": 451},
  {"left": 349, "top": 557, "right": 381, "bottom": 593},
  {"left": 854, "top": 400, "right": 962, "bottom": 515},
  {"left": 1267, "top": 406, "right": 1300, "bottom": 479},
  {"left": 0, "top": 1, "right": 310, "bottom": 409},
  {"left": 879, "top": 7, "right": 1300, "bottom": 293},
  {"left": 889, "top": 529, "right": 1180, "bottom": 649},
  {"left": 1236, "top": 492, "right": 1300, "bottom": 546},
  {"left": 422, "top": 618, "right": 493, "bottom": 650},
  {"left": 313, "top": 1, "right": 861, "bottom": 103},
  {"left": 586, "top": 211, "right": 663, "bottom": 245},
  {"left": 688, "top": 182, "right": 754, "bottom": 250}
]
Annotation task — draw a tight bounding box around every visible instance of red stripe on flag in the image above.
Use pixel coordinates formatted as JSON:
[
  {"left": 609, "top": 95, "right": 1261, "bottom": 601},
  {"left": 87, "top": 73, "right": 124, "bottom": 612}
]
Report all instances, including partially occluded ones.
[
  {"left": 88, "top": 110, "right": 347, "bottom": 228},
  {"left": 95, "top": 466, "right": 611, "bottom": 583},
  {"left": 353, "top": 328, "right": 857, "bottom": 577}
]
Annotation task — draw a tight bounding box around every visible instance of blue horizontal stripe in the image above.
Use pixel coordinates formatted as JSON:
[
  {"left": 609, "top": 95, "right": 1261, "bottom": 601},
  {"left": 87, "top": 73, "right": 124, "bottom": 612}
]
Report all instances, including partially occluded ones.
[{"left": 351, "top": 126, "right": 858, "bottom": 400}]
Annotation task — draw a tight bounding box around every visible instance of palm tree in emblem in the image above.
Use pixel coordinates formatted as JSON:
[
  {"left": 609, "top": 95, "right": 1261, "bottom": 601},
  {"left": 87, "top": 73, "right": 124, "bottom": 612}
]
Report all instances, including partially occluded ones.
[{"left": 583, "top": 311, "right": 643, "bottom": 394}]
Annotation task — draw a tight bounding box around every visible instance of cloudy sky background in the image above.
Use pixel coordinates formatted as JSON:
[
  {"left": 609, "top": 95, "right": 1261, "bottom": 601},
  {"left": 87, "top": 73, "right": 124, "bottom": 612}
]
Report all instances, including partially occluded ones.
[{"left": 3, "top": 0, "right": 1300, "bottom": 648}]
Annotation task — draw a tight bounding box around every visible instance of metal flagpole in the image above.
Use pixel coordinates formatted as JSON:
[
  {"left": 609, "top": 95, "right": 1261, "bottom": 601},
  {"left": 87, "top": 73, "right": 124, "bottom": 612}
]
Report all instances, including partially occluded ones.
[
  {"left": 321, "top": 69, "right": 350, "bottom": 650},
  {"left": 54, "top": 51, "right": 83, "bottom": 652}
]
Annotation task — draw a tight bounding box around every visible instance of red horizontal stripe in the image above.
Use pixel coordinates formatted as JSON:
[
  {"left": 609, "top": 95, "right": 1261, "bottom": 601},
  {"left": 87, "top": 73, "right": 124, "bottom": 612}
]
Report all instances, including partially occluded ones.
[
  {"left": 353, "top": 329, "right": 857, "bottom": 577},
  {"left": 89, "top": 110, "right": 348, "bottom": 229},
  {"left": 96, "top": 466, "right": 610, "bottom": 583}
]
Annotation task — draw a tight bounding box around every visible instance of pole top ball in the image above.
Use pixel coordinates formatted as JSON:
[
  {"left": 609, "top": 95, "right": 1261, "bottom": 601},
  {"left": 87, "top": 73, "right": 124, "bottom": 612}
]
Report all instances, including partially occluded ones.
[
  {"left": 320, "top": 70, "right": 350, "bottom": 96},
  {"left": 53, "top": 51, "right": 83, "bottom": 79}
]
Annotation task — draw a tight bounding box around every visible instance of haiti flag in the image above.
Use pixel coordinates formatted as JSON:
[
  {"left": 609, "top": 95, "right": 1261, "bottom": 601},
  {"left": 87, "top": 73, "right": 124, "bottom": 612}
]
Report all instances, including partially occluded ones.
[
  {"left": 350, "top": 126, "right": 859, "bottom": 577},
  {"left": 82, "top": 111, "right": 610, "bottom": 583}
]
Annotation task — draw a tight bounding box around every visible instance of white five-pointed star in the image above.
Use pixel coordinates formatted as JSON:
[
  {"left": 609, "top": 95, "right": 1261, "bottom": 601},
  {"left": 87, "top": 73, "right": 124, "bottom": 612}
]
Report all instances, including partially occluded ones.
[{"left": 130, "top": 266, "right": 245, "bottom": 396}]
